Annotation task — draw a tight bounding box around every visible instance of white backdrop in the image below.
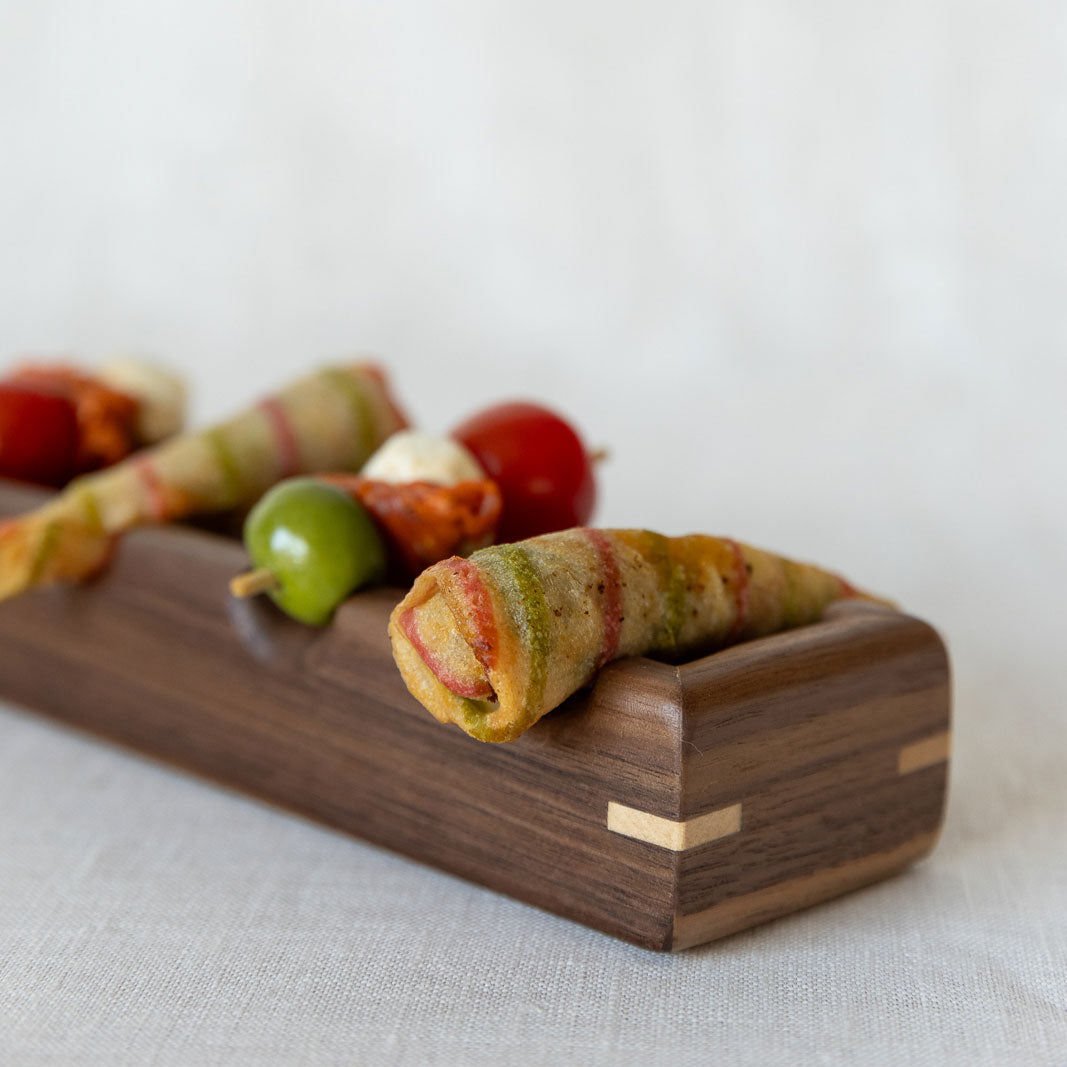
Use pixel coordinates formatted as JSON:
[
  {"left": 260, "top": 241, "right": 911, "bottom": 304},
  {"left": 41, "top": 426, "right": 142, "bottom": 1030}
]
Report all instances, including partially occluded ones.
[{"left": 1, "top": 3, "right": 1065, "bottom": 1064}]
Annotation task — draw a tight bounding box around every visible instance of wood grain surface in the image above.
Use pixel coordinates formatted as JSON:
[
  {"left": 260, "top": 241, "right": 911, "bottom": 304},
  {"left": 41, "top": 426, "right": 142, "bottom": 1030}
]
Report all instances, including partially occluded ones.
[{"left": 0, "top": 481, "right": 951, "bottom": 950}]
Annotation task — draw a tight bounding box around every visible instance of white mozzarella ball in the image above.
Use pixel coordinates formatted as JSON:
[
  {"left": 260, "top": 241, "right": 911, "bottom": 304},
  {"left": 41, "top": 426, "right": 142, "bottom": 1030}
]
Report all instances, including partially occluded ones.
[{"left": 362, "top": 430, "right": 485, "bottom": 486}]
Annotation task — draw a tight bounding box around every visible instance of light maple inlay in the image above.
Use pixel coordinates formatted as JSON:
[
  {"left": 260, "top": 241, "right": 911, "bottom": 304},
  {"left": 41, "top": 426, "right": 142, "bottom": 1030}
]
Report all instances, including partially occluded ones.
[
  {"left": 898, "top": 731, "right": 951, "bottom": 775},
  {"left": 607, "top": 801, "right": 742, "bottom": 851}
]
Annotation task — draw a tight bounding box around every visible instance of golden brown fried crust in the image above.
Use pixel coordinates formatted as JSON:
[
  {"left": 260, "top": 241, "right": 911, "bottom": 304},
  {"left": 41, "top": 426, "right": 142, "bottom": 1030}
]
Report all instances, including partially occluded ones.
[{"left": 390, "top": 528, "right": 882, "bottom": 743}]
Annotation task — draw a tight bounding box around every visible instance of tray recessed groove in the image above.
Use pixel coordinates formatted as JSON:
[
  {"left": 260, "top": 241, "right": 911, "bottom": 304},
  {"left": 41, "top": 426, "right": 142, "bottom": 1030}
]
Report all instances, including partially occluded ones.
[{"left": 0, "top": 482, "right": 951, "bottom": 951}]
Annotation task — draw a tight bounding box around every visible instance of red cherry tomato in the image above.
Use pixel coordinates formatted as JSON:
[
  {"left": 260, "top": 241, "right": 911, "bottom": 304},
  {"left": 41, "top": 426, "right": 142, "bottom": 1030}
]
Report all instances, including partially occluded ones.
[
  {"left": 452, "top": 402, "right": 596, "bottom": 541},
  {"left": 0, "top": 384, "right": 80, "bottom": 487}
]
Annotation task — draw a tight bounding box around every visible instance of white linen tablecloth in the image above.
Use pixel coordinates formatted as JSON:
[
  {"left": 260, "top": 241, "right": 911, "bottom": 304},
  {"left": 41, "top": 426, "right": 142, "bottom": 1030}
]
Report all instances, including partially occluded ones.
[{"left": 0, "top": 646, "right": 1064, "bottom": 1066}]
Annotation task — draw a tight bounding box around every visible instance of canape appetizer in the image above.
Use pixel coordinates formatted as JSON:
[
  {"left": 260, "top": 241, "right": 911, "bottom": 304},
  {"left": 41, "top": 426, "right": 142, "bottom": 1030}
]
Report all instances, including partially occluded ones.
[
  {"left": 231, "top": 430, "right": 502, "bottom": 624},
  {"left": 227, "top": 397, "right": 600, "bottom": 627},
  {"left": 390, "top": 529, "right": 891, "bottom": 742},
  {"left": 0, "top": 363, "right": 406, "bottom": 601}
]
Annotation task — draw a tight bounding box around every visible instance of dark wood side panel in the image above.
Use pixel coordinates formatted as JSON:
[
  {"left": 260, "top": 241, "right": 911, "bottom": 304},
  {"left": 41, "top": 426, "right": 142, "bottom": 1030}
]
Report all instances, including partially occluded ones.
[
  {"left": 680, "top": 604, "right": 948, "bottom": 793},
  {"left": 670, "top": 602, "right": 951, "bottom": 949}
]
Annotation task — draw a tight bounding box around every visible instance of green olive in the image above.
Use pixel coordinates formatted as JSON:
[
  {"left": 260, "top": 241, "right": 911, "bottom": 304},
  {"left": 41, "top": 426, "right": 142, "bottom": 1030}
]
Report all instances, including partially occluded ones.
[{"left": 242, "top": 478, "right": 386, "bottom": 625}]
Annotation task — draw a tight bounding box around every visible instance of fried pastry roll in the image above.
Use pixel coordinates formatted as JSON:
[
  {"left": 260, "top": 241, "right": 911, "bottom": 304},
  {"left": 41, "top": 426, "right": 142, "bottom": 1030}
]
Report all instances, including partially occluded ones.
[
  {"left": 0, "top": 364, "right": 406, "bottom": 600},
  {"left": 390, "top": 528, "right": 887, "bottom": 742}
]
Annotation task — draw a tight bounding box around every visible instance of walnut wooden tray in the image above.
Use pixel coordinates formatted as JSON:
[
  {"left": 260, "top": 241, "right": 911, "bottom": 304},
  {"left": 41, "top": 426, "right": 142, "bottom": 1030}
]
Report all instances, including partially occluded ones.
[{"left": 0, "top": 481, "right": 950, "bottom": 951}]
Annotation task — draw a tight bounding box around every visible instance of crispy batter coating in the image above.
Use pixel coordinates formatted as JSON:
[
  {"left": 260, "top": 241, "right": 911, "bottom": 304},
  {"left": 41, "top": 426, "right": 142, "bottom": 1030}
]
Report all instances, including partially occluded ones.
[
  {"left": 0, "top": 364, "right": 407, "bottom": 601},
  {"left": 390, "top": 528, "right": 889, "bottom": 742}
]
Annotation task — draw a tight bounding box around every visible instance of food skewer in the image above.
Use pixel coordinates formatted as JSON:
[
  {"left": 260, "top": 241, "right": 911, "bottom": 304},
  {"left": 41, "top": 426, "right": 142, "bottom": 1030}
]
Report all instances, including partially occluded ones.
[
  {"left": 390, "top": 528, "right": 894, "bottom": 742},
  {"left": 0, "top": 363, "right": 407, "bottom": 602},
  {"left": 229, "top": 567, "right": 281, "bottom": 598},
  {"left": 229, "top": 472, "right": 502, "bottom": 624},
  {"left": 227, "top": 427, "right": 506, "bottom": 625},
  {"left": 226, "top": 403, "right": 603, "bottom": 629}
]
